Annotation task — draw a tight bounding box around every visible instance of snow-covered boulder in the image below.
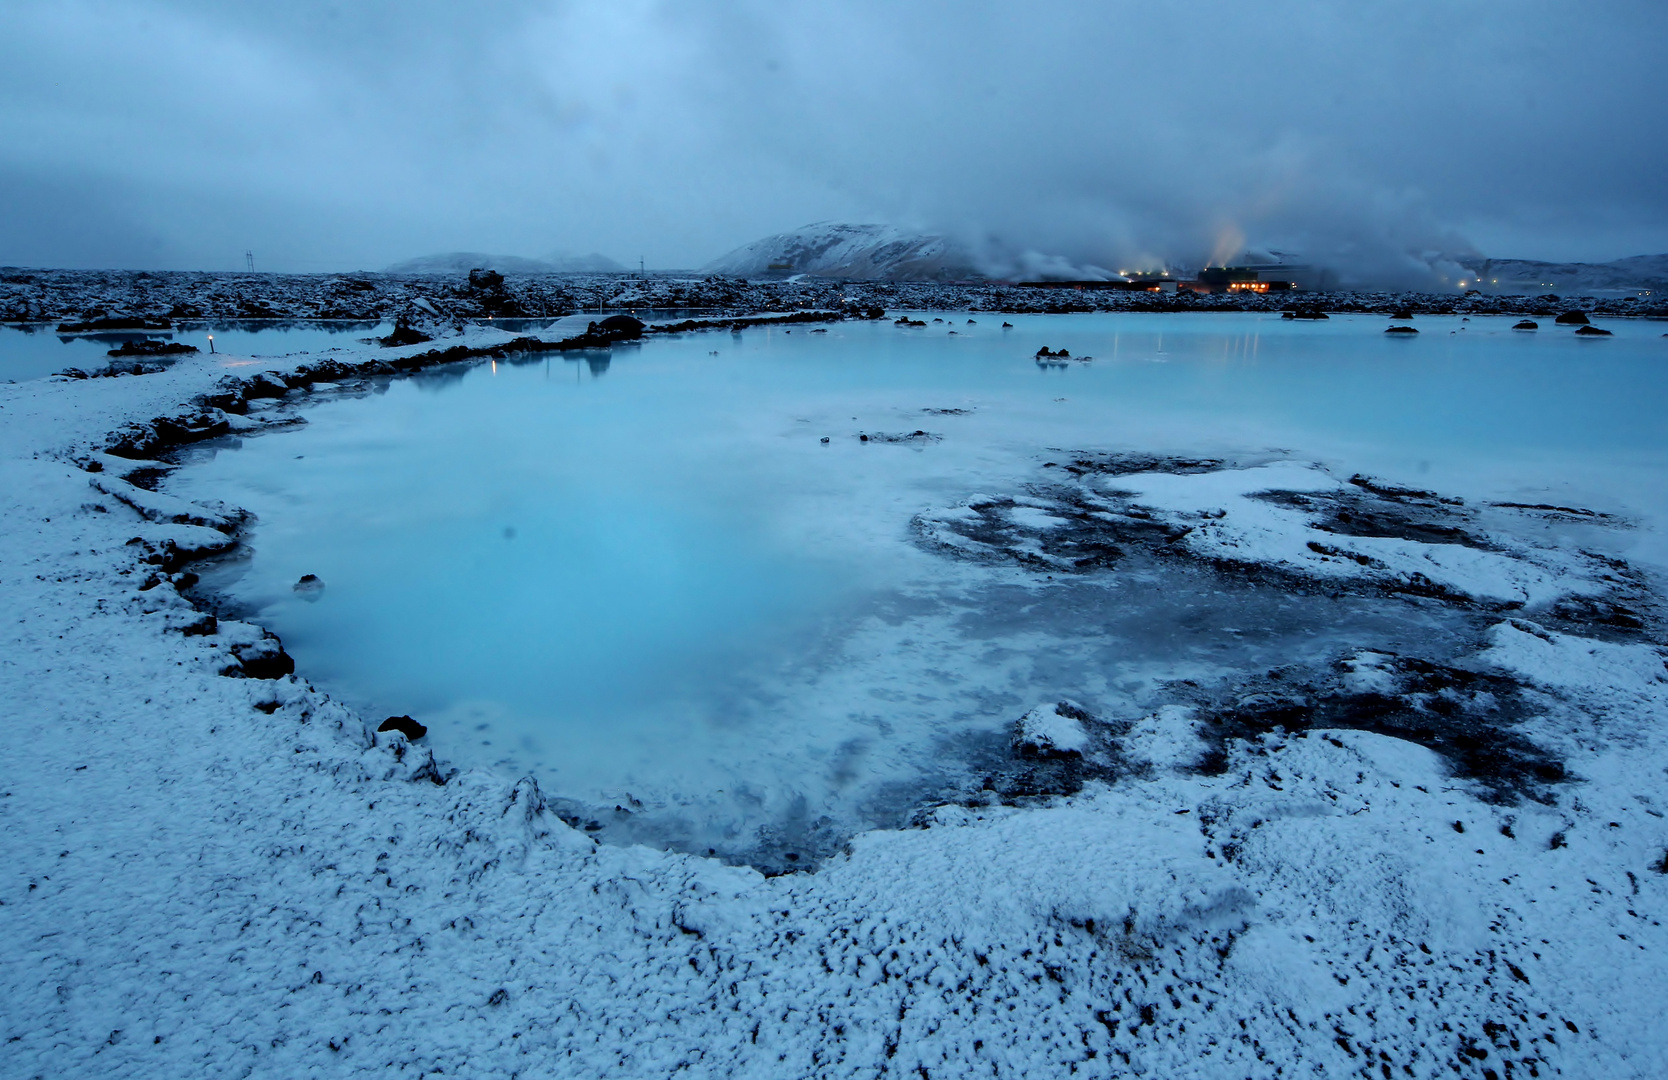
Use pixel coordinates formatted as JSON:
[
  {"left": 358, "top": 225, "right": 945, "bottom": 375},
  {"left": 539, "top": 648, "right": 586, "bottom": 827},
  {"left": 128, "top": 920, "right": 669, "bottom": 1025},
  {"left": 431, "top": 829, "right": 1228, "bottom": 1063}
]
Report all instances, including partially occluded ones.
[{"left": 1014, "top": 700, "right": 1093, "bottom": 758}]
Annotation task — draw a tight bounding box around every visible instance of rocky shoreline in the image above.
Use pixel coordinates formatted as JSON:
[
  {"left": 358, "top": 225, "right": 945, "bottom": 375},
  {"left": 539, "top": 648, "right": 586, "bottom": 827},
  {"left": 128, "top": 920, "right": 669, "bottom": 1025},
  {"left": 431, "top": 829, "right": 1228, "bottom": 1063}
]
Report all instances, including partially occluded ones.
[{"left": 4, "top": 267, "right": 1665, "bottom": 326}]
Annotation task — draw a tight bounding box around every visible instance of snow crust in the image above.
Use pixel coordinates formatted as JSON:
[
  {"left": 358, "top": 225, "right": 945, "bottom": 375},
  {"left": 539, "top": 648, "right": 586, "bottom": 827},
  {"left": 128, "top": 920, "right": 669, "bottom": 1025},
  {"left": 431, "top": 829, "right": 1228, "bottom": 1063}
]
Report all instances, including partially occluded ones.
[
  {"left": 2, "top": 326, "right": 1666, "bottom": 1077},
  {"left": 1108, "top": 461, "right": 1598, "bottom": 606},
  {"left": 1015, "top": 701, "right": 1092, "bottom": 755}
]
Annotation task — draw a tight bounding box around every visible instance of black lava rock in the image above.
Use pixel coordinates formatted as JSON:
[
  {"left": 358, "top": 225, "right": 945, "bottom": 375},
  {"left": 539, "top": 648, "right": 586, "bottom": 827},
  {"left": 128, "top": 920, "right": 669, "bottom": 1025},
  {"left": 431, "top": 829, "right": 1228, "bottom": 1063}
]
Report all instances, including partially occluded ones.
[
  {"left": 380, "top": 324, "right": 433, "bottom": 347},
  {"left": 107, "top": 339, "right": 199, "bottom": 357},
  {"left": 1386, "top": 325, "right": 1419, "bottom": 334},
  {"left": 1513, "top": 320, "right": 1538, "bottom": 330},
  {"left": 1575, "top": 325, "right": 1613, "bottom": 336},
  {"left": 594, "top": 314, "right": 645, "bottom": 338},
  {"left": 379, "top": 715, "right": 428, "bottom": 740},
  {"left": 1554, "top": 311, "right": 1590, "bottom": 325},
  {"left": 468, "top": 268, "right": 505, "bottom": 290},
  {"left": 226, "top": 634, "right": 295, "bottom": 679}
]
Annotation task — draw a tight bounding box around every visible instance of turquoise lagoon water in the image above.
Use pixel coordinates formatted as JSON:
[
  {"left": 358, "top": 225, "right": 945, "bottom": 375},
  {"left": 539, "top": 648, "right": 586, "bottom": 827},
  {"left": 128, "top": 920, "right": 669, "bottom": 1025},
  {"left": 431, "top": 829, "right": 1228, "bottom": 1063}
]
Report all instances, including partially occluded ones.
[
  {"left": 0, "top": 320, "right": 396, "bottom": 382},
  {"left": 164, "top": 312, "right": 1668, "bottom": 859}
]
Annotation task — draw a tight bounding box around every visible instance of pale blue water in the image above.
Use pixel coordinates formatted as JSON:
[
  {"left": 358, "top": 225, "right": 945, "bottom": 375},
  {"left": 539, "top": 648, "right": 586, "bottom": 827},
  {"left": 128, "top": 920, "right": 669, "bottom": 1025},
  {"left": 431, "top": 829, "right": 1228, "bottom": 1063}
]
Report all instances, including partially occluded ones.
[
  {"left": 166, "top": 312, "right": 1668, "bottom": 859},
  {"left": 0, "top": 320, "right": 393, "bottom": 381}
]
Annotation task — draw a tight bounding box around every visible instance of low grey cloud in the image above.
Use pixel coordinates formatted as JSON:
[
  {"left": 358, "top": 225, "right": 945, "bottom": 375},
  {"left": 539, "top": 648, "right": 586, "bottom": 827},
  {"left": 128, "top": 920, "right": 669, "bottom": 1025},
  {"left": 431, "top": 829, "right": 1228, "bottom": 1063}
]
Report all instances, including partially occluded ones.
[{"left": 1, "top": 0, "right": 1663, "bottom": 283}]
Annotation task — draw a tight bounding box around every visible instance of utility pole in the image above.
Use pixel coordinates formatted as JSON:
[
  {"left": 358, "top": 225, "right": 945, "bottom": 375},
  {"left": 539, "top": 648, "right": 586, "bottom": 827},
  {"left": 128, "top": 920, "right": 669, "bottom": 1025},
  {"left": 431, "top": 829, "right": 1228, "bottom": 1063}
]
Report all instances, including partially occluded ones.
[{"left": 245, "top": 251, "right": 255, "bottom": 272}]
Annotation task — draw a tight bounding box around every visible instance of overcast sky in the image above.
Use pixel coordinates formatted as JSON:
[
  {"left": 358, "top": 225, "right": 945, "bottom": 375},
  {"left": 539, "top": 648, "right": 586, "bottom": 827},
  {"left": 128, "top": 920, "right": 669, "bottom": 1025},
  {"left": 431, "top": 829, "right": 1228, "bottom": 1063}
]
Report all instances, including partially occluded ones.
[{"left": 2, "top": 1, "right": 1664, "bottom": 278}]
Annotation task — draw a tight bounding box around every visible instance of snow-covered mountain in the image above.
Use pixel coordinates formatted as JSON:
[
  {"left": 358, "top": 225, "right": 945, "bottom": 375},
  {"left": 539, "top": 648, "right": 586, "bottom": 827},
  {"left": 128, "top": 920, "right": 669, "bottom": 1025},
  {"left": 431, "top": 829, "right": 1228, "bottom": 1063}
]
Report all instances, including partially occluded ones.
[
  {"left": 1453, "top": 253, "right": 1668, "bottom": 296},
  {"left": 387, "top": 250, "right": 626, "bottom": 275},
  {"left": 702, "top": 223, "right": 981, "bottom": 281}
]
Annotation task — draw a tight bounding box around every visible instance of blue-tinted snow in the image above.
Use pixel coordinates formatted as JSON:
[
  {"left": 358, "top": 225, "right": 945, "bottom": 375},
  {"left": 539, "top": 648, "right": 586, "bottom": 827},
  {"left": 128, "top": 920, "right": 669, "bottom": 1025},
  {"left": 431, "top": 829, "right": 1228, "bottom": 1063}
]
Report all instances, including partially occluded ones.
[{"left": 2, "top": 315, "right": 1667, "bottom": 1075}]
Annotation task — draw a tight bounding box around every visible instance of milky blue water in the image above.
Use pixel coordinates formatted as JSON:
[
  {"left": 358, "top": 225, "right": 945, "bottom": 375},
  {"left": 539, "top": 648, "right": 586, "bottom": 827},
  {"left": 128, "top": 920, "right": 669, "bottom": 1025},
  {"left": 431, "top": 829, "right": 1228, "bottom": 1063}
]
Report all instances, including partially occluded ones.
[
  {"left": 0, "top": 320, "right": 394, "bottom": 381},
  {"left": 166, "top": 312, "right": 1668, "bottom": 860}
]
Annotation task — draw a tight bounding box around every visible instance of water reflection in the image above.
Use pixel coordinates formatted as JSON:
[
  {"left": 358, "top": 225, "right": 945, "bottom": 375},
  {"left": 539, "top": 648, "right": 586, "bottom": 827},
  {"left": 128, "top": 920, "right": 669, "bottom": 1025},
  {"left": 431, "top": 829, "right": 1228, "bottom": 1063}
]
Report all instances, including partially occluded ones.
[
  {"left": 0, "top": 319, "right": 393, "bottom": 380},
  {"left": 567, "top": 349, "right": 612, "bottom": 376}
]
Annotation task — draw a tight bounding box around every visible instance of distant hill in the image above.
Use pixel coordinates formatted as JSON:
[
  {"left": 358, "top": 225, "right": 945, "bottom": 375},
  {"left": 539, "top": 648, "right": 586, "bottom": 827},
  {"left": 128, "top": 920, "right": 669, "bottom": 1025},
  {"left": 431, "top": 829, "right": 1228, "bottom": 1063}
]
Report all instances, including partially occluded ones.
[
  {"left": 386, "top": 251, "right": 626, "bottom": 275},
  {"left": 1453, "top": 253, "right": 1668, "bottom": 296},
  {"left": 702, "top": 223, "right": 981, "bottom": 281}
]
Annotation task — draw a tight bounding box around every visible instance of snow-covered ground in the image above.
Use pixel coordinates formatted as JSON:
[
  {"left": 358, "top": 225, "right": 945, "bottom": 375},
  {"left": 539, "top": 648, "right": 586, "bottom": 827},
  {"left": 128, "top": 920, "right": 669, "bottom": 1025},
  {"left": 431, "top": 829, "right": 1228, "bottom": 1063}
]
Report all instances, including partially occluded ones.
[{"left": 2, "top": 320, "right": 1667, "bottom": 1077}]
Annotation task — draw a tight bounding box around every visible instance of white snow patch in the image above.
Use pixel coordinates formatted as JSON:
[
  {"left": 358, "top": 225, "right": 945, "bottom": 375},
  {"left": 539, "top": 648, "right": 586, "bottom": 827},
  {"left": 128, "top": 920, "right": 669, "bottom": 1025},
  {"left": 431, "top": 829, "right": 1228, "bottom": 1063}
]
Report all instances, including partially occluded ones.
[
  {"left": 1125, "top": 704, "right": 1203, "bottom": 771},
  {"left": 1109, "top": 462, "right": 1598, "bottom": 605},
  {"left": 1339, "top": 650, "right": 1401, "bottom": 694},
  {"left": 1016, "top": 701, "right": 1091, "bottom": 754},
  {"left": 1007, "top": 505, "right": 1069, "bottom": 530},
  {"left": 1481, "top": 619, "right": 1668, "bottom": 696}
]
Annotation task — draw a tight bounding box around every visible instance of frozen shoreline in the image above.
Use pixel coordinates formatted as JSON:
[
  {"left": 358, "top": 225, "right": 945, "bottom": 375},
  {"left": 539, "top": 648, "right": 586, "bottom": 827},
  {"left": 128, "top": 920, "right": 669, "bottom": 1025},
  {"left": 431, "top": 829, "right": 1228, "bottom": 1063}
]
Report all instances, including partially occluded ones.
[{"left": 3, "top": 319, "right": 1667, "bottom": 1076}]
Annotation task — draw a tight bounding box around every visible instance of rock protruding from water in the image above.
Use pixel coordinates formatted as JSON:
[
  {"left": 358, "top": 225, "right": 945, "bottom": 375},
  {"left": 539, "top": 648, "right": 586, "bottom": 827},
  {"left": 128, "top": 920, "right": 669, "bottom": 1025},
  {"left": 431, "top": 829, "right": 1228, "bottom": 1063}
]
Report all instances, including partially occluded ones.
[
  {"left": 1386, "top": 325, "right": 1419, "bottom": 334},
  {"left": 378, "top": 715, "right": 428, "bottom": 740},
  {"left": 1555, "top": 310, "right": 1590, "bottom": 325},
  {"left": 106, "top": 339, "right": 199, "bottom": 357},
  {"left": 1513, "top": 320, "right": 1538, "bottom": 330},
  {"left": 293, "top": 574, "right": 325, "bottom": 601},
  {"left": 1014, "top": 701, "right": 1093, "bottom": 758},
  {"left": 593, "top": 314, "right": 644, "bottom": 338},
  {"left": 380, "top": 323, "right": 433, "bottom": 347},
  {"left": 1575, "top": 325, "right": 1613, "bottom": 336}
]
